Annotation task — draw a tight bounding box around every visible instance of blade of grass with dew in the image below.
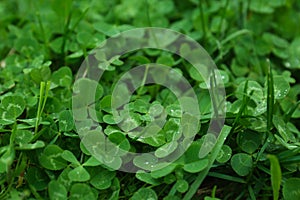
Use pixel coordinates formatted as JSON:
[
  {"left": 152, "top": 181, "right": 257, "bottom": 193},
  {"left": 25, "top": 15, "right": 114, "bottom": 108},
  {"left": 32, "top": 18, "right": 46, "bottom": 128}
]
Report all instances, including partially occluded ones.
[
  {"left": 257, "top": 60, "right": 274, "bottom": 162},
  {"left": 267, "top": 155, "right": 281, "bottom": 200},
  {"left": 267, "top": 59, "right": 274, "bottom": 133},
  {"left": 183, "top": 125, "right": 231, "bottom": 200}
]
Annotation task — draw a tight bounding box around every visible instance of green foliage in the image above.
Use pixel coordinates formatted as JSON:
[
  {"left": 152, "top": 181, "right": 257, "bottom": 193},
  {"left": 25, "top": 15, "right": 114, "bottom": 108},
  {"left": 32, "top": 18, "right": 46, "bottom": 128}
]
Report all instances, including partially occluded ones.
[
  {"left": 283, "top": 178, "right": 300, "bottom": 200},
  {"left": 0, "top": 0, "right": 299, "bottom": 199},
  {"left": 268, "top": 155, "right": 282, "bottom": 200},
  {"left": 131, "top": 188, "right": 158, "bottom": 200},
  {"left": 39, "top": 145, "right": 68, "bottom": 170},
  {"left": 48, "top": 180, "right": 68, "bottom": 200}
]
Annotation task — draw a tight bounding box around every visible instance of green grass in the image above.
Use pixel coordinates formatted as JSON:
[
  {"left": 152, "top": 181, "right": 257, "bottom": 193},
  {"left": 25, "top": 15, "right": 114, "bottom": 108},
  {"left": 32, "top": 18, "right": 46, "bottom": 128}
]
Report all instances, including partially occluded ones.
[{"left": 0, "top": 0, "right": 300, "bottom": 199}]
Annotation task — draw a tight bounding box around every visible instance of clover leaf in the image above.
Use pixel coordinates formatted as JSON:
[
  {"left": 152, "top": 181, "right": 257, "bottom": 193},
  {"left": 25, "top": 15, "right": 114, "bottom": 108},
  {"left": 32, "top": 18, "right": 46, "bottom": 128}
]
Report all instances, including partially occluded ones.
[
  {"left": 90, "top": 167, "right": 116, "bottom": 190},
  {"left": 175, "top": 179, "right": 189, "bottom": 193},
  {"left": 68, "top": 166, "right": 90, "bottom": 182},
  {"left": 51, "top": 67, "right": 73, "bottom": 88},
  {"left": 155, "top": 141, "right": 178, "bottom": 158},
  {"left": 131, "top": 188, "right": 158, "bottom": 200},
  {"left": 61, "top": 150, "right": 80, "bottom": 165},
  {"left": 283, "top": 178, "right": 300, "bottom": 200},
  {"left": 69, "top": 183, "right": 97, "bottom": 200},
  {"left": 0, "top": 95, "right": 25, "bottom": 123},
  {"left": 133, "top": 153, "right": 158, "bottom": 171},
  {"left": 272, "top": 75, "right": 290, "bottom": 100},
  {"left": 183, "top": 159, "right": 209, "bottom": 173},
  {"left": 216, "top": 145, "right": 232, "bottom": 163},
  {"left": 26, "top": 166, "right": 49, "bottom": 191},
  {"left": 151, "top": 163, "right": 177, "bottom": 179},
  {"left": 39, "top": 145, "right": 67, "bottom": 170},
  {"left": 58, "top": 110, "right": 74, "bottom": 132},
  {"left": 136, "top": 170, "right": 161, "bottom": 185},
  {"left": 231, "top": 153, "right": 253, "bottom": 176},
  {"left": 287, "top": 37, "right": 300, "bottom": 69},
  {"left": 48, "top": 180, "right": 68, "bottom": 200},
  {"left": 237, "top": 130, "right": 262, "bottom": 154}
]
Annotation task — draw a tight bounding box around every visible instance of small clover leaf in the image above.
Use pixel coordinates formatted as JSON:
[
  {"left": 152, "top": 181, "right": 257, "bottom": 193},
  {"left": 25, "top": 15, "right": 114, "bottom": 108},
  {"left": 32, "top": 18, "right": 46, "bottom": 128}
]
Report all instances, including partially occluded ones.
[
  {"left": 183, "top": 159, "right": 209, "bottom": 173},
  {"left": 61, "top": 150, "right": 80, "bottom": 165},
  {"left": 237, "top": 130, "right": 262, "bottom": 154},
  {"left": 151, "top": 164, "right": 177, "bottom": 179},
  {"left": 149, "top": 102, "right": 164, "bottom": 117},
  {"left": 17, "top": 141, "right": 45, "bottom": 150},
  {"left": 175, "top": 179, "right": 189, "bottom": 193},
  {"left": 73, "top": 78, "right": 103, "bottom": 107},
  {"left": 133, "top": 99, "right": 150, "bottom": 114},
  {"left": 272, "top": 75, "right": 290, "bottom": 99},
  {"left": 39, "top": 145, "right": 67, "bottom": 170},
  {"left": 231, "top": 153, "right": 253, "bottom": 176},
  {"left": 216, "top": 145, "right": 232, "bottom": 163},
  {"left": 51, "top": 66, "right": 73, "bottom": 88},
  {"left": 14, "top": 130, "right": 33, "bottom": 144},
  {"left": 131, "top": 188, "right": 158, "bottom": 200},
  {"left": 48, "top": 180, "right": 68, "bottom": 200},
  {"left": 166, "top": 104, "right": 182, "bottom": 117},
  {"left": 26, "top": 166, "right": 49, "bottom": 191},
  {"left": 68, "top": 166, "right": 90, "bottom": 182},
  {"left": 283, "top": 178, "right": 300, "bottom": 200},
  {"left": 155, "top": 141, "right": 178, "bottom": 158},
  {"left": 0, "top": 95, "right": 26, "bottom": 121},
  {"left": 133, "top": 153, "right": 158, "bottom": 170},
  {"left": 108, "top": 132, "right": 131, "bottom": 154},
  {"left": 136, "top": 170, "right": 161, "bottom": 185},
  {"left": 119, "top": 112, "right": 141, "bottom": 132},
  {"left": 103, "top": 114, "right": 123, "bottom": 125},
  {"left": 90, "top": 167, "right": 116, "bottom": 190},
  {"left": 58, "top": 110, "right": 74, "bottom": 132},
  {"left": 69, "top": 183, "right": 97, "bottom": 200},
  {"left": 287, "top": 37, "right": 300, "bottom": 69},
  {"left": 82, "top": 156, "right": 102, "bottom": 167}
]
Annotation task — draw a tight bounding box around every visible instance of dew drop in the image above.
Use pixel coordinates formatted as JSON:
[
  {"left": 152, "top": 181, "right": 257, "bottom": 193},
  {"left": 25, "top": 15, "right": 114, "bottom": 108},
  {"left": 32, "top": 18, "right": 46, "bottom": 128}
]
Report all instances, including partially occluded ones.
[{"left": 284, "top": 62, "right": 291, "bottom": 68}]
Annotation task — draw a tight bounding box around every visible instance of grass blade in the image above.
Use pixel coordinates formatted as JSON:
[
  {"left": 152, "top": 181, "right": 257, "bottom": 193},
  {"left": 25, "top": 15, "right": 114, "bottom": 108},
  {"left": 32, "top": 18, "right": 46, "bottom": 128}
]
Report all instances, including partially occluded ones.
[
  {"left": 267, "top": 59, "right": 274, "bottom": 133},
  {"left": 34, "top": 82, "right": 45, "bottom": 134},
  {"left": 208, "top": 172, "right": 246, "bottom": 183},
  {"left": 34, "top": 81, "right": 51, "bottom": 135},
  {"left": 183, "top": 125, "right": 232, "bottom": 200},
  {"left": 248, "top": 185, "right": 256, "bottom": 200},
  {"left": 256, "top": 60, "right": 275, "bottom": 162},
  {"left": 267, "top": 155, "right": 282, "bottom": 200}
]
